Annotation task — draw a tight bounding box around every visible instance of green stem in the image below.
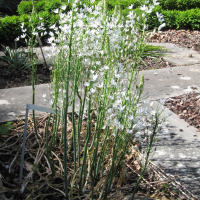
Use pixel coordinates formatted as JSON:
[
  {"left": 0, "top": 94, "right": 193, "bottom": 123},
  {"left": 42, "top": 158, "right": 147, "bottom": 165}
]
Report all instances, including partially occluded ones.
[
  {"left": 63, "top": 4, "right": 75, "bottom": 200},
  {"left": 79, "top": 97, "right": 91, "bottom": 194},
  {"left": 131, "top": 114, "right": 158, "bottom": 199}
]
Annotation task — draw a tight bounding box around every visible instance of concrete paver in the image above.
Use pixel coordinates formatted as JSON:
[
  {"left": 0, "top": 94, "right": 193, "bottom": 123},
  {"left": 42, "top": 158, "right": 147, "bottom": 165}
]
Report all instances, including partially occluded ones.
[{"left": 1, "top": 43, "right": 200, "bottom": 199}]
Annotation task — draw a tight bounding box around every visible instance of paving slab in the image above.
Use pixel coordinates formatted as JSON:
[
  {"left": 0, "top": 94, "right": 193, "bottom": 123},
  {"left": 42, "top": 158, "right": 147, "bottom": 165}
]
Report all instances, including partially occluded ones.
[
  {"left": 148, "top": 101, "right": 200, "bottom": 199},
  {"left": 0, "top": 43, "right": 200, "bottom": 199},
  {"left": 149, "top": 42, "right": 200, "bottom": 66}
]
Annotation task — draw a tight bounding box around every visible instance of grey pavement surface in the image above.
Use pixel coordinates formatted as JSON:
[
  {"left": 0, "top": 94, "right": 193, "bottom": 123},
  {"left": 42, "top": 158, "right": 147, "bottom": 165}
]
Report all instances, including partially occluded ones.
[{"left": 1, "top": 43, "right": 200, "bottom": 199}]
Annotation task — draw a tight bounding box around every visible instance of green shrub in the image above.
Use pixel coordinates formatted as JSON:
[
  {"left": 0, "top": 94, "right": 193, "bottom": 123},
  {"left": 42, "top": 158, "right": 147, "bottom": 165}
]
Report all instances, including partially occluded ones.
[
  {"left": 106, "top": 0, "right": 141, "bottom": 10},
  {"left": 146, "top": 5, "right": 163, "bottom": 30},
  {"left": 0, "top": 15, "right": 24, "bottom": 42},
  {"left": 43, "top": 0, "right": 63, "bottom": 13},
  {"left": 17, "top": 1, "right": 33, "bottom": 15},
  {"left": 161, "top": 10, "right": 178, "bottom": 29},
  {"left": 0, "top": 9, "right": 60, "bottom": 44},
  {"left": 174, "top": 8, "right": 200, "bottom": 29},
  {"left": 158, "top": 0, "right": 200, "bottom": 11},
  {"left": 35, "top": 1, "right": 46, "bottom": 13},
  {"left": 17, "top": 0, "right": 65, "bottom": 15},
  {"left": 145, "top": 7, "right": 200, "bottom": 30}
]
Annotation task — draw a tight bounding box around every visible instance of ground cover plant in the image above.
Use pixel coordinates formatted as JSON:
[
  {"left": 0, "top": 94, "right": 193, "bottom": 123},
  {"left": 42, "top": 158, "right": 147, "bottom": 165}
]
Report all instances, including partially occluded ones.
[{"left": 0, "top": 0, "right": 197, "bottom": 199}]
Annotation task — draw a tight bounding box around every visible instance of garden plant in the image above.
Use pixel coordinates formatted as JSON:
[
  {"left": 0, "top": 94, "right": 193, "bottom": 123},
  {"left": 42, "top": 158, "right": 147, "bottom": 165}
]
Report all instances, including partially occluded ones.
[{"left": 2, "top": 0, "right": 172, "bottom": 199}]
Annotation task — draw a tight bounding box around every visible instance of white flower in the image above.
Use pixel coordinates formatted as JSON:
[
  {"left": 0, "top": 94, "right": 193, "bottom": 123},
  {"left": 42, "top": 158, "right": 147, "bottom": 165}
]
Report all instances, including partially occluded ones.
[
  {"left": 50, "top": 24, "right": 56, "bottom": 30},
  {"left": 39, "top": 17, "right": 43, "bottom": 20},
  {"left": 113, "top": 99, "right": 122, "bottom": 108},
  {"left": 49, "top": 31, "right": 54, "bottom": 37},
  {"left": 84, "top": 82, "right": 89, "bottom": 87},
  {"left": 42, "top": 94, "right": 46, "bottom": 98},
  {"left": 92, "top": 74, "right": 98, "bottom": 81},
  {"left": 54, "top": 8, "right": 59, "bottom": 14},
  {"left": 151, "top": 110, "right": 156, "bottom": 116},
  {"left": 114, "top": 73, "right": 120, "bottom": 78},
  {"left": 32, "top": 29, "right": 37, "bottom": 35},
  {"left": 61, "top": 5, "right": 66, "bottom": 10},
  {"left": 15, "top": 37, "right": 19, "bottom": 41},
  {"left": 90, "top": 88, "right": 96, "bottom": 93},
  {"left": 49, "top": 100, "right": 53, "bottom": 105},
  {"left": 20, "top": 22, "right": 24, "bottom": 29},
  {"left": 96, "top": 61, "right": 101, "bottom": 65},
  {"left": 127, "top": 129, "right": 133, "bottom": 134},
  {"left": 128, "top": 4, "right": 134, "bottom": 9},
  {"left": 153, "top": 0, "right": 159, "bottom": 6},
  {"left": 156, "top": 12, "right": 164, "bottom": 22},
  {"left": 90, "top": 70, "right": 95, "bottom": 74},
  {"left": 128, "top": 115, "right": 134, "bottom": 121},
  {"left": 158, "top": 23, "right": 166, "bottom": 31},
  {"left": 140, "top": 5, "right": 153, "bottom": 13},
  {"left": 140, "top": 5, "right": 147, "bottom": 11},
  {"left": 119, "top": 105, "right": 125, "bottom": 111},
  {"left": 21, "top": 33, "right": 26, "bottom": 38},
  {"left": 22, "top": 28, "right": 27, "bottom": 33},
  {"left": 97, "top": 82, "right": 103, "bottom": 88},
  {"left": 111, "top": 79, "right": 117, "bottom": 86},
  {"left": 104, "top": 65, "right": 109, "bottom": 70}
]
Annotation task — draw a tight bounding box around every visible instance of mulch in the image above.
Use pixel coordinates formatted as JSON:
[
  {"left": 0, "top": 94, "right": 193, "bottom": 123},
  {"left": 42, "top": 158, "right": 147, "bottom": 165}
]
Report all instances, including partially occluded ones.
[
  {"left": 146, "top": 29, "right": 200, "bottom": 53},
  {"left": 164, "top": 92, "right": 200, "bottom": 131}
]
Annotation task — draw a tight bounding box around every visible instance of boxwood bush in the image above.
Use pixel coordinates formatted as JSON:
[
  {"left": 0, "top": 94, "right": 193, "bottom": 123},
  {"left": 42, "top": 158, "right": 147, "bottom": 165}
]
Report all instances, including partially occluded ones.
[
  {"left": 145, "top": 7, "right": 200, "bottom": 30},
  {"left": 0, "top": 14, "right": 29, "bottom": 43},
  {"left": 1, "top": 0, "right": 200, "bottom": 46},
  {"left": 158, "top": 0, "right": 200, "bottom": 11},
  {"left": 17, "top": 0, "right": 65, "bottom": 15}
]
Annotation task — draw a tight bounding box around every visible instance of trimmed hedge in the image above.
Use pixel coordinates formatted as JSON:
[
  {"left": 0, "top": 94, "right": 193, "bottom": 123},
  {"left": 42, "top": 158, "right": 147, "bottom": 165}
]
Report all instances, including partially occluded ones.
[
  {"left": 0, "top": 15, "right": 28, "bottom": 43},
  {"left": 17, "top": 0, "right": 69, "bottom": 15},
  {"left": 145, "top": 7, "right": 200, "bottom": 30},
  {"left": 0, "top": 11, "right": 60, "bottom": 44},
  {"left": 1, "top": 0, "right": 200, "bottom": 45},
  {"left": 158, "top": 0, "right": 200, "bottom": 11}
]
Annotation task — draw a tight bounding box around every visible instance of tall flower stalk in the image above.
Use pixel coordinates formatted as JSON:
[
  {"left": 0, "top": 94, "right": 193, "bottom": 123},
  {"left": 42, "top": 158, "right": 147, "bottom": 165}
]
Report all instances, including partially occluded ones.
[
  {"left": 46, "top": 0, "right": 166, "bottom": 198},
  {"left": 17, "top": 0, "right": 166, "bottom": 198}
]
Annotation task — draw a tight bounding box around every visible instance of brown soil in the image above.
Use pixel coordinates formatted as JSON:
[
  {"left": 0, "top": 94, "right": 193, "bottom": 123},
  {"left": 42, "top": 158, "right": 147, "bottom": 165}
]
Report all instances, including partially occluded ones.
[{"left": 0, "top": 62, "right": 51, "bottom": 89}]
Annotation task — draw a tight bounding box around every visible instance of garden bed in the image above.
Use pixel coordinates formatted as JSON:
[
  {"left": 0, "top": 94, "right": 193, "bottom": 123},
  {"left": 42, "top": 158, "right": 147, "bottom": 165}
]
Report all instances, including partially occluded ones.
[{"left": 0, "top": 114, "right": 194, "bottom": 200}]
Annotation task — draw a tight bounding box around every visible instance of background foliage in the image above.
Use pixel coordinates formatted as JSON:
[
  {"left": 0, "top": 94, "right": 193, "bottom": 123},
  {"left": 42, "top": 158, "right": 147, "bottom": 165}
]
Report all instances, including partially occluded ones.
[{"left": 0, "top": 0, "right": 200, "bottom": 45}]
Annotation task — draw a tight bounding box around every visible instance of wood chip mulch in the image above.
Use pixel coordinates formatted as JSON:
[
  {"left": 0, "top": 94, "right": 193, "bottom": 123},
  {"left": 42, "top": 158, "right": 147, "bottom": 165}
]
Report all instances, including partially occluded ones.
[
  {"left": 164, "top": 92, "right": 200, "bottom": 131},
  {"left": 147, "top": 29, "right": 200, "bottom": 53}
]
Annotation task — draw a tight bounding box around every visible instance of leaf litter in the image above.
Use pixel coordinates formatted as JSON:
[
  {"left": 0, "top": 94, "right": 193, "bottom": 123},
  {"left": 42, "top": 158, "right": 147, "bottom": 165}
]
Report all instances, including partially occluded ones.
[{"left": 0, "top": 113, "right": 196, "bottom": 200}]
